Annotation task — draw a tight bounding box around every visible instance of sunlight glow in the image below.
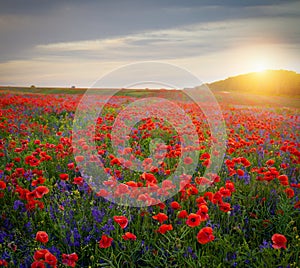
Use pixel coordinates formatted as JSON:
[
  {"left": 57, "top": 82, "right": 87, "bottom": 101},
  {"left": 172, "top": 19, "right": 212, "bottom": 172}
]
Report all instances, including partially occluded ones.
[{"left": 253, "top": 61, "right": 267, "bottom": 72}]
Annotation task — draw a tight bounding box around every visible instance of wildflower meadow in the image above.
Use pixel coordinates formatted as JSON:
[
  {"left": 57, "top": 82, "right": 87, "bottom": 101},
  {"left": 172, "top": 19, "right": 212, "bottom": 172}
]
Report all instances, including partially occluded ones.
[{"left": 0, "top": 88, "right": 299, "bottom": 267}]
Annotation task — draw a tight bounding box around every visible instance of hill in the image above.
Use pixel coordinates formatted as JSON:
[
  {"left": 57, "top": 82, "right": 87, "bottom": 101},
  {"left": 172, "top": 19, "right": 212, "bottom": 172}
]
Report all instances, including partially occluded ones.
[{"left": 207, "top": 70, "right": 300, "bottom": 96}]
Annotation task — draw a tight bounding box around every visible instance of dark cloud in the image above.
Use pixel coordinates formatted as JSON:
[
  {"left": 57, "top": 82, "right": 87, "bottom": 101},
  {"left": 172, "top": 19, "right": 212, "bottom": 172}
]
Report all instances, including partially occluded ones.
[
  {"left": 1, "top": 0, "right": 299, "bottom": 62},
  {"left": 1, "top": 0, "right": 299, "bottom": 14}
]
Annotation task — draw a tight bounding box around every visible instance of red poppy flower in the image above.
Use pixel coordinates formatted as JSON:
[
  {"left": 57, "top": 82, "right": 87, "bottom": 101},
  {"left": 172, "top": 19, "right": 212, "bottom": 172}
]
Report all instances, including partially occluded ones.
[
  {"left": 62, "top": 252, "right": 79, "bottom": 267},
  {"left": 178, "top": 210, "right": 188, "bottom": 219},
  {"left": 113, "top": 216, "right": 128, "bottom": 229},
  {"left": 156, "top": 202, "right": 166, "bottom": 210},
  {"left": 26, "top": 199, "right": 44, "bottom": 211},
  {"left": 202, "top": 159, "right": 211, "bottom": 167},
  {"left": 237, "top": 169, "right": 244, "bottom": 177},
  {"left": 31, "top": 261, "right": 45, "bottom": 268},
  {"left": 196, "top": 204, "right": 209, "bottom": 221},
  {"left": 272, "top": 233, "right": 287, "bottom": 249},
  {"left": 184, "top": 156, "right": 193, "bottom": 165},
  {"left": 0, "top": 181, "right": 6, "bottom": 190},
  {"left": 284, "top": 188, "right": 294, "bottom": 198},
  {"left": 142, "top": 157, "right": 153, "bottom": 167},
  {"left": 67, "top": 163, "right": 75, "bottom": 170},
  {"left": 35, "top": 231, "right": 49, "bottom": 244},
  {"left": 157, "top": 224, "right": 173, "bottom": 234},
  {"left": 241, "top": 157, "right": 251, "bottom": 167},
  {"left": 200, "top": 152, "right": 210, "bottom": 160},
  {"left": 170, "top": 201, "right": 181, "bottom": 210},
  {"left": 26, "top": 190, "right": 37, "bottom": 201},
  {"left": 197, "top": 227, "right": 215, "bottom": 244},
  {"left": 110, "top": 157, "right": 121, "bottom": 166},
  {"left": 141, "top": 173, "right": 157, "bottom": 184},
  {"left": 290, "top": 183, "right": 300, "bottom": 189},
  {"left": 32, "top": 248, "right": 56, "bottom": 267},
  {"left": 161, "top": 180, "right": 175, "bottom": 190},
  {"left": 225, "top": 181, "right": 235, "bottom": 192},
  {"left": 73, "top": 177, "right": 84, "bottom": 185},
  {"left": 219, "top": 187, "right": 231, "bottom": 197},
  {"left": 0, "top": 260, "right": 8, "bottom": 267},
  {"left": 115, "top": 184, "right": 130, "bottom": 196},
  {"left": 45, "top": 252, "right": 57, "bottom": 267},
  {"left": 99, "top": 235, "right": 113, "bottom": 248},
  {"left": 152, "top": 213, "right": 168, "bottom": 223},
  {"left": 212, "top": 191, "right": 222, "bottom": 204},
  {"left": 212, "top": 174, "right": 220, "bottom": 183},
  {"left": 96, "top": 189, "right": 109, "bottom": 197},
  {"left": 16, "top": 168, "right": 25, "bottom": 175},
  {"left": 25, "top": 155, "right": 40, "bottom": 166},
  {"left": 218, "top": 202, "right": 231, "bottom": 213},
  {"left": 186, "top": 213, "right": 201, "bottom": 227},
  {"left": 34, "top": 186, "right": 49, "bottom": 198},
  {"left": 278, "top": 175, "right": 289, "bottom": 186},
  {"left": 75, "top": 155, "right": 84, "bottom": 162},
  {"left": 195, "top": 177, "right": 211, "bottom": 186},
  {"left": 31, "top": 177, "right": 46, "bottom": 187},
  {"left": 60, "top": 173, "right": 69, "bottom": 181},
  {"left": 121, "top": 159, "right": 132, "bottom": 168},
  {"left": 122, "top": 232, "right": 137, "bottom": 241},
  {"left": 203, "top": 192, "right": 214, "bottom": 202},
  {"left": 196, "top": 196, "right": 207, "bottom": 206},
  {"left": 33, "top": 249, "right": 49, "bottom": 261},
  {"left": 266, "top": 159, "right": 275, "bottom": 166}
]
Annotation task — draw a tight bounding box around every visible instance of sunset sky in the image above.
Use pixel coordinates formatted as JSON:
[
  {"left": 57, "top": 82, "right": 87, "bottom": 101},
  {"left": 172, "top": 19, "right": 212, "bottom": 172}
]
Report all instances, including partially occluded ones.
[{"left": 0, "top": 0, "right": 299, "bottom": 87}]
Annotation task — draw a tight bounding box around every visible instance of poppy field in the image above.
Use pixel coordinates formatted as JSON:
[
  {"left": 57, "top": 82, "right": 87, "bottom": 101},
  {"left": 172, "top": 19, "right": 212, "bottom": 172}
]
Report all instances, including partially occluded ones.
[{"left": 0, "top": 89, "right": 299, "bottom": 267}]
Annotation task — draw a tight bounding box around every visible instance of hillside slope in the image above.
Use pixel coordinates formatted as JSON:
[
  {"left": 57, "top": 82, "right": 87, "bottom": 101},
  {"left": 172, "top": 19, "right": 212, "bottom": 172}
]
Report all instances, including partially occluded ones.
[{"left": 208, "top": 70, "right": 300, "bottom": 96}]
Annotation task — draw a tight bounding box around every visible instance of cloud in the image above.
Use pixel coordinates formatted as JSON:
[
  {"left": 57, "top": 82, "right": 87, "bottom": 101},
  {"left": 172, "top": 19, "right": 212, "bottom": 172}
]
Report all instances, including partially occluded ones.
[
  {"left": 35, "top": 15, "right": 300, "bottom": 61},
  {"left": 1, "top": 0, "right": 300, "bottom": 62},
  {"left": 37, "top": 38, "right": 126, "bottom": 52}
]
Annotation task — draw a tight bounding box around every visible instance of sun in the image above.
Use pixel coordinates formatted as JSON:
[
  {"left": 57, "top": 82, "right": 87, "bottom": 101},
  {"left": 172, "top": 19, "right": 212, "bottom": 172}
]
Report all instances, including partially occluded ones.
[{"left": 253, "top": 61, "right": 267, "bottom": 72}]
